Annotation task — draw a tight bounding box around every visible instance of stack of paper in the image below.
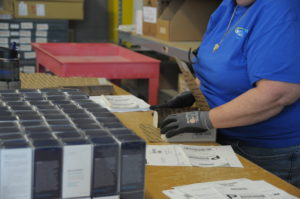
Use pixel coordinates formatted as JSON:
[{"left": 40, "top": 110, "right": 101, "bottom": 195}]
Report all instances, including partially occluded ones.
[
  {"left": 163, "top": 178, "right": 299, "bottom": 199},
  {"left": 90, "top": 95, "right": 150, "bottom": 112},
  {"left": 146, "top": 145, "right": 243, "bottom": 168}
]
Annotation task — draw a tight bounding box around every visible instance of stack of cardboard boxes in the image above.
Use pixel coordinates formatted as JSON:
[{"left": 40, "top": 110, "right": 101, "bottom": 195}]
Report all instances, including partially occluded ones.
[
  {"left": 0, "top": 0, "right": 84, "bottom": 74},
  {"left": 143, "top": 0, "right": 220, "bottom": 41}
]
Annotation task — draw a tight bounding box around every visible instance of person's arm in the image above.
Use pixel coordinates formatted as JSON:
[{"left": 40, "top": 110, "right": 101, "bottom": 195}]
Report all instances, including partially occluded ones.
[{"left": 209, "top": 79, "right": 300, "bottom": 128}]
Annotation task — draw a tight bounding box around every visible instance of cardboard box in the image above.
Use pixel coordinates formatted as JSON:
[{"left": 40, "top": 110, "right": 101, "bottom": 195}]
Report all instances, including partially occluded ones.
[
  {"left": 156, "top": 0, "right": 219, "bottom": 41},
  {"left": 143, "top": 0, "right": 170, "bottom": 36},
  {"left": 13, "top": 0, "right": 84, "bottom": 20}
]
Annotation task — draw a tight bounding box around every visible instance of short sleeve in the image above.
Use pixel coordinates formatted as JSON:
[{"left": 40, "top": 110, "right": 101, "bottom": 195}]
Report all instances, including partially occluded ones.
[{"left": 247, "top": 21, "right": 300, "bottom": 85}]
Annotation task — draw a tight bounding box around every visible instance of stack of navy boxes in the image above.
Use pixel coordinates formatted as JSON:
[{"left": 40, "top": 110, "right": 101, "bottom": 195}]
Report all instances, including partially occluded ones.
[
  {"left": 0, "top": 89, "right": 146, "bottom": 199},
  {"left": 0, "top": 19, "right": 69, "bottom": 73}
]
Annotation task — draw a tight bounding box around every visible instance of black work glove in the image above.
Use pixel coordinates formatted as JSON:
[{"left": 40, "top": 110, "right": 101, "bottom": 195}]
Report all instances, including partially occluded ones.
[
  {"left": 150, "top": 91, "right": 195, "bottom": 110},
  {"left": 160, "top": 111, "right": 213, "bottom": 138}
]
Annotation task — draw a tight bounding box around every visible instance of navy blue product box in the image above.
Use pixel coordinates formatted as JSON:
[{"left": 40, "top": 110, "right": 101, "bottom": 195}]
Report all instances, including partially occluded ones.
[
  {"left": 17, "top": 114, "right": 43, "bottom": 121},
  {"left": 46, "top": 120, "right": 73, "bottom": 126},
  {"left": 83, "top": 129, "right": 110, "bottom": 138},
  {"left": 85, "top": 107, "right": 109, "bottom": 113},
  {"left": 114, "top": 134, "right": 146, "bottom": 194},
  {"left": 38, "top": 110, "right": 62, "bottom": 115},
  {"left": 91, "top": 112, "right": 117, "bottom": 119},
  {"left": 0, "top": 97, "right": 22, "bottom": 102},
  {"left": 50, "top": 100, "right": 73, "bottom": 105},
  {"left": 62, "top": 108, "right": 87, "bottom": 114},
  {"left": 43, "top": 114, "right": 69, "bottom": 121},
  {"left": 0, "top": 115, "right": 18, "bottom": 122},
  {"left": 34, "top": 105, "right": 58, "bottom": 110},
  {"left": 109, "top": 129, "right": 136, "bottom": 137},
  {"left": 71, "top": 118, "right": 96, "bottom": 124},
  {"left": 102, "top": 122, "right": 125, "bottom": 129},
  {"left": 27, "top": 133, "right": 55, "bottom": 140},
  {"left": 68, "top": 95, "right": 89, "bottom": 100},
  {"left": 20, "top": 120, "right": 46, "bottom": 128},
  {"left": 76, "top": 123, "right": 102, "bottom": 131},
  {"left": 71, "top": 99, "right": 94, "bottom": 104},
  {"left": 46, "top": 96, "right": 67, "bottom": 101},
  {"left": 0, "top": 133, "right": 24, "bottom": 141},
  {"left": 54, "top": 131, "right": 83, "bottom": 139},
  {"left": 90, "top": 136, "right": 119, "bottom": 197},
  {"left": 29, "top": 101, "right": 52, "bottom": 106},
  {"left": 0, "top": 121, "right": 18, "bottom": 128},
  {"left": 5, "top": 101, "right": 28, "bottom": 106},
  {"left": 50, "top": 125, "right": 78, "bottom": 132},
  {"left": 17, "top": 89, "right": 40, "bottom": 93},
  {"left": 67, "top": 113, "right": 92, "bottom": 119},
  {"left": 79, "top": 103, "right": 104, "bottom": 110},
  {"left": 120, "top": 191, "right": 144, "bottom": 199},
  {"left": 24, "top": 126, "right": 52, "bottom": 134},
  {"left": 58, "top": 104, "right": 79, "bottom": 110},
  {"left": 95, "top": 117, "right": 120, "bottom": 124},
  {"left": 9, "top": 105, "right": 34, "bottom": 111},
  {"left": 0, "top": 126, "right": 22, "bottom": 135},
  {"left": 32, "top": 139, "right": 63, "bottom": 199}
]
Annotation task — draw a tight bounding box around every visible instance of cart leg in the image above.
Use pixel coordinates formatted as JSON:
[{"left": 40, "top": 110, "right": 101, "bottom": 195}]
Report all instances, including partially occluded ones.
[
  {"left": 148, "top": 78, "right": 159, "bottom": 105},
  {"left": 36, "top": 63, "right": 46, "bottom": 73}
]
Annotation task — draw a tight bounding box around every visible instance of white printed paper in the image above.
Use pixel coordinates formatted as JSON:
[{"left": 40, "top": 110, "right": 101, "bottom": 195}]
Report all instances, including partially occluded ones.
[
  {"left": 90, "top": 95, "right": 150, "bottom": 112},
  {"left": 146, "top": 145, "right": 243, "bottom": 168},
  {"left": 20, "top": 30, "right": 31, "bottom": 37},
  {"left": 10, "top": 24, "right": 20, "bottom": 29},
  {"left": 0, "top": 148, "right": 32, "bottom": 199},
  {"left": 20, "top": 44, "right": 32, "bottom": 51},
  {"left": 0, "top": 38, "right": 8, "bottom": 44},
  {"left": 36, "top": 30, "right": 48, "bottom": 37},
  {"left": 167, "top": 178, "right": 299, "bottom": 199},
  {"left": 35, "top": 37, "right": 48, "bottom": 43},
  {"left": 24, "top": 52, "right": 36, "bottom": 59},
  {"left": 36, "top": 4, "right": 46, "bottom": 16},
  {"left": 146, "top": 145, "right": 191, "bottom": 166},
  {"left": 10, "top": 31, "right": 20, "bottom": 37},
  {"left": 0, "top": 31, "right": 10, "bottom": 37},
  {"left": 62, "top": 144, "right": 92, "bottom": 198},
  {"left": 143, "top": 6, "right": 157, "bottom": 23},
  {"left": 20, "top": 37, "right": 31, "bottom": 44},
  {"left": 18, "top": 2, "right": 28, "bottom": 16}
]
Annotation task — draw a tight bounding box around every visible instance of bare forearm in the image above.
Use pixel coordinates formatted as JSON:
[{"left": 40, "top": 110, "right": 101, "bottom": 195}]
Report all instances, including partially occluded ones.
[{"left": 209, "top": 80, "right": 300, "bottom": 128}]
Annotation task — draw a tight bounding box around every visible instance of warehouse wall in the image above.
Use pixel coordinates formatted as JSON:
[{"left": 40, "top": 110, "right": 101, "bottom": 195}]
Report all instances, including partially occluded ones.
[{"left": 70, "top": 0, "right": 109, "bottom": 42}]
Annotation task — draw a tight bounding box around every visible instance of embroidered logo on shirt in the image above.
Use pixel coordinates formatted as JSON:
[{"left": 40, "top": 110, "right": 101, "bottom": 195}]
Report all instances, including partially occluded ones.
[{"left": 235, "top": 27, "right": 249, "bottom": 39}]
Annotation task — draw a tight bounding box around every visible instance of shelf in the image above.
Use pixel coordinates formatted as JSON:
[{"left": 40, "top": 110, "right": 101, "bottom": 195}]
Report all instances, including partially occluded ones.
[{"left": 118, "top": 30, "right": 201, "bottom": 62}]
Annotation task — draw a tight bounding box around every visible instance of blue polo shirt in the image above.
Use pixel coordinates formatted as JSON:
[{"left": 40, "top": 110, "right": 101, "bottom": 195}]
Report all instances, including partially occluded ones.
[{"left": 193, "top": 0, "right": 300, "bottom": 148}]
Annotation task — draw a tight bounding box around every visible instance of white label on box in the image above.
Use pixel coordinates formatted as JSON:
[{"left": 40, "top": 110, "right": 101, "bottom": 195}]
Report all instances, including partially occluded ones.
[
  {"left": 10, "top": 24, "right": 20, "bottom": 29},
  {"left": 36, "top": 24, "right": 49, "bottom": 30},
  {"left": 35, "top": 37, "right": 48, "bottom": 43},
  {"left": 22, "top": 66, "right": 36, "bottom": 73},
  {"left": 136, "top": 10, "right": 143, "bottom": 35},
  {"left": 20, "top": 44, "right": 32, "bottom": 51},
  {"left": 0, "top": 31, "right": 10, "bottom": 37},
  {"left": 36, "top": 4, "right": 46, "bottom": 16},
  {"left": 0, "top": 38, "right": 8, "bottom": 44},
  {"left": 20, "top": 37, "right": 31, "bottom": 44},
  {"left": 10, "top": 38, "right": 20, "bottom": 44},
  {"left": 21, "top": 22, "right": 33, "bottom": 29},
  {"left": 10, "top": 31, "right": 20, "bottom": 37},
  {"left": 0, "top": 23, "right": 9, "bottom": 30},
  {"left": 0, "top": 148, "right": 32, "bottom": 199},
  {"left": 143, "top": 6, "right": 157, "bottom": 24},
  {"left": 62, "top": 144, "right": 92, "bottom": 198},
  {"left": 94, "top": 196, "right": 120, "bottom": 199},
  {"left": 159, "top": 27, "right": 167, "bottom": 34},
  {"left": 24, "top": 52, "right": 36, "bottom": 59},
  {"left": 18, "top": 2, "right": 28, "bottom": 16},
  {"left": 20, "top": 30, "right": 31, "bottom": 37},
  {"left": 36, "top": 30, "right": 48, "bottom": 37}
]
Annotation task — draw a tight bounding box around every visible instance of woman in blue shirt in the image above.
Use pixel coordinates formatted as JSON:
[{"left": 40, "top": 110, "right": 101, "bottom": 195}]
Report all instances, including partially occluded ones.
[{"left": 154, "top": 0, "right": 300, "bottom": 188}]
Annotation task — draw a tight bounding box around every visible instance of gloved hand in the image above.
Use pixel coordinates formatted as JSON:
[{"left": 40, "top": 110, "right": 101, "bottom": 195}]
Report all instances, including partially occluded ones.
[
  {"left": 150, "top": 91, "right": 195, "bottom": 110},
  {"left": 160, "top": 111, "right": 213, "bottom": 138}
]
